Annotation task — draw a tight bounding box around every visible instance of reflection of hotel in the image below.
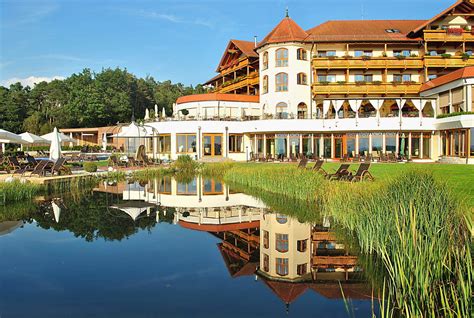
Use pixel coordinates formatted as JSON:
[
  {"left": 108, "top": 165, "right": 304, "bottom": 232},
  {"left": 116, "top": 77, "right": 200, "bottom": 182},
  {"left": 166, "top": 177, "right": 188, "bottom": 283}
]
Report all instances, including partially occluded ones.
[{"left": 136, "top": 1, "right": 473, "bottom": 163}]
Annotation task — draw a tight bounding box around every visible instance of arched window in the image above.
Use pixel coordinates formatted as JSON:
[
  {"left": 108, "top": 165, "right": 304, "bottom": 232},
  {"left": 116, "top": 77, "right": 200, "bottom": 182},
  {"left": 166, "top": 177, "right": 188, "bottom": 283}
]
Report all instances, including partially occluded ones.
[
  {"left": 275, "top": 73, "right": 288, "bottom": 92},
  {"left": 297, "top": 103, "right": 308, "bottom": 119},
  {"left": 262, "top": 52, "right": 268, "bottom": 70},
  {"left": 276, "top": 214, "right": 288, "bottom": 224},
  {"left": 297, "top": 48, "right": 307, "bottom": 60},
  {"left": 297, "top": 72, "right": 307, "bottom": 85},
  {"left": 422, "top": 101, "right": 434, "bottom": 117},
  {"left": 276, "top": 102, "right": 288, "bottom": 119},
  {"left": 262, "top": 75, "right": 268, "bottom": 94},
  {"left": 275, "top": 48, "right": 288, "bottom": 67}
]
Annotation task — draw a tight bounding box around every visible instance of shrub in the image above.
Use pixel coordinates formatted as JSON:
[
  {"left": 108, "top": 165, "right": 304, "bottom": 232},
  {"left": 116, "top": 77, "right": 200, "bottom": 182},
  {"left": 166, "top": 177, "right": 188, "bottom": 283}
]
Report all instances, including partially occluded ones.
[
  {"left": 83, "top": 162, "right": 98, "bottom": 173},
  {"left": 441, "top": 53, "right": 452, "bottom": 58}
]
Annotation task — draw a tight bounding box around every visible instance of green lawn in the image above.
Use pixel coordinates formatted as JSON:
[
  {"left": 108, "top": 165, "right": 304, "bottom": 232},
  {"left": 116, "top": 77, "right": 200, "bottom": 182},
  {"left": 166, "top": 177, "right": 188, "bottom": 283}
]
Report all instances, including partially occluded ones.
[{"left": 231, "top": 161, "right": 474, "bottom": 208}]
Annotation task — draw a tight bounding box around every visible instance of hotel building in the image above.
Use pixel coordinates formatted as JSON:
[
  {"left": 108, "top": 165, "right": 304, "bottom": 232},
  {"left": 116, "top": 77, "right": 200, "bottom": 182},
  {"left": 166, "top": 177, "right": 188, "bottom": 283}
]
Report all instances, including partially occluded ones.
[{"left": 135, "top": 1, "right": 474, "bottom": 163}]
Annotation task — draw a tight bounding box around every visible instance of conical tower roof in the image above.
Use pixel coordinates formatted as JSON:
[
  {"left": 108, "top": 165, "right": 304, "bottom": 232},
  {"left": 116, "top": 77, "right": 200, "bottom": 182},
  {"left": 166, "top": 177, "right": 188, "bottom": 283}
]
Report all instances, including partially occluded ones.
[{"left": 257, "top": 16, "right": 308, "bottom": 48}]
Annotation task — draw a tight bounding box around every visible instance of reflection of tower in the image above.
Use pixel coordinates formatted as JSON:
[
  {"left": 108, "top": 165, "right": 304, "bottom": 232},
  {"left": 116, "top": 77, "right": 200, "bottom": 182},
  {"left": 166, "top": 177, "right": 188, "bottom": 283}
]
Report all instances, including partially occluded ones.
[{"left": 259, "top": 212, "right": 311, "bottom": 281}]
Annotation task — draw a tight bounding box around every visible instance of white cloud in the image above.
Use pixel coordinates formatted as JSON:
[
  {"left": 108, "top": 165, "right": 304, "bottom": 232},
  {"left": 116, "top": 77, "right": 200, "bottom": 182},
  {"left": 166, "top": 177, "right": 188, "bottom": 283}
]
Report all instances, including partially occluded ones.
[
  {"left": 1, "top": 76, "right": 65, "bottom": 88},
  {"left": 123, "top": 9, "right": 214, "bottom": 28}
]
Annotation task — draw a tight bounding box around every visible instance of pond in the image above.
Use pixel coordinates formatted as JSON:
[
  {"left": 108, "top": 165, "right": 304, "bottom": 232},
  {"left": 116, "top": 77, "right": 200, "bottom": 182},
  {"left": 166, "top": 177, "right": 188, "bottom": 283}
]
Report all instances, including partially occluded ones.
[{"left": 0, "top": 176, "right": 378, "bottom": 317}]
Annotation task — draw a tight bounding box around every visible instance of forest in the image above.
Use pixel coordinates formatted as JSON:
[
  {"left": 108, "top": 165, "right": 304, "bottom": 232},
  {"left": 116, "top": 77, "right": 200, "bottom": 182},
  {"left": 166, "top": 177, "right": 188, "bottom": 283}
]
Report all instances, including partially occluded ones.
[{"left": 0, "top": 68, "right": 206, "bottom": 134}]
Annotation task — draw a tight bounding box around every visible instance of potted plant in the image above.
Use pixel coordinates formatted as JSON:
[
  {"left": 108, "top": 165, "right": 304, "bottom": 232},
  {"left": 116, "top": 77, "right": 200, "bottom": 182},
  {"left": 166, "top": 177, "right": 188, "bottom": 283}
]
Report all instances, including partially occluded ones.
[
  {"left": 355, "top": 81, "right": 366, "bottom": 85},
  {"left": 343, "top": 54, "right": 353, "bottom": 59},
  {"left": 319, "top": 81, "right": 330, "bottom": 85},
  {"left": 362, "top": 55, "right": 371, "bottom": 60},
  {"left": 395, "top": 55, "right": 406, "bottom": 60},
  {"left": 461, "top": 52, "right": 470, "bottom": 61},
  {"left": 441, "top": 53, "right": 452, "bottom": 58},
  {"left": 391, "top": 80, "right": 402, "bottom": 85},
  {"left": 337, "top": 80, "right": 346, "bottom": 85}
]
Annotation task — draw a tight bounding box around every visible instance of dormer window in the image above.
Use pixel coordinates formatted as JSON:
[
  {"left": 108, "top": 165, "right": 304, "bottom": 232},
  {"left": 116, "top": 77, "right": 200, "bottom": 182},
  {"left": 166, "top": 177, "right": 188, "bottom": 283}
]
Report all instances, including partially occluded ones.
[{"left": 385, "top": 29, "right": 400, "bottom": 33}]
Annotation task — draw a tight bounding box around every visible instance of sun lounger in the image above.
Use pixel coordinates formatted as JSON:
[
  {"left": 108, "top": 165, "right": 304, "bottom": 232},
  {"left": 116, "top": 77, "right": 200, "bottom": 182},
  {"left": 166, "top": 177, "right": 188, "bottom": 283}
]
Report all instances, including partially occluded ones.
[
  {"left": 326, "top": 164, "right": 351, "bottom": 180},
  {"left": 297, "top": 158, "right": 308, "bottom": 169},
  {"left": 44, "top": 158, "right": 71, "bottom": 176},
  {"left": 29, "top": 160, "right": 51, "bottom": 177},
  {"left": 309, "top": 159, "right": 327, "bottom": 175},
  {"left": 344, "top": 163, "right": 375, "bottom": 182}
]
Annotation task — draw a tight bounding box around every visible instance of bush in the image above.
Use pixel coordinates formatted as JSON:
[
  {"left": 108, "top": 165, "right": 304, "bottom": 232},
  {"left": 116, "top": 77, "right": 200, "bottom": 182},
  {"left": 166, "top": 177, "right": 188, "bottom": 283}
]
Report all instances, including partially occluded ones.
[{"left": 83, "top": 162, "right": 98, "bottom": 173}]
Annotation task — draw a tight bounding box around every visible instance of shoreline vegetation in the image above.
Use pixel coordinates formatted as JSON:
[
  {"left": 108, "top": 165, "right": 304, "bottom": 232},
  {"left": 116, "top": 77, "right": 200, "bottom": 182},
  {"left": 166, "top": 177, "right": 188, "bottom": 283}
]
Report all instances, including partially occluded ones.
[{"left": 1, "top": 159, "right": 472, "bottom": 316}]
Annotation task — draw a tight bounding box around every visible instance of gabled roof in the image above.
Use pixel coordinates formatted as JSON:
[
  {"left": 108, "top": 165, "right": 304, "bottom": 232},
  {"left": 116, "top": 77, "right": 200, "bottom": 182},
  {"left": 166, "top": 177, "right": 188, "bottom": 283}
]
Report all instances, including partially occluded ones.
[
  {"left": 305, "top": 20, "right": 425, "bottom": 42},
  {"left": 409, "top": 0, "right": 474, "bottom": 36},
  {"left": 257, "top": 17, "right": 308, "bottom": 48},
  {"left": 261, "top": 279, "right": 308, "bottom": 304},
  {"left": 216, "top": 39, "right": 257, "bottom": 72},
  {"left": 420, "top": 66, "right": 474, "bottom": 92}
]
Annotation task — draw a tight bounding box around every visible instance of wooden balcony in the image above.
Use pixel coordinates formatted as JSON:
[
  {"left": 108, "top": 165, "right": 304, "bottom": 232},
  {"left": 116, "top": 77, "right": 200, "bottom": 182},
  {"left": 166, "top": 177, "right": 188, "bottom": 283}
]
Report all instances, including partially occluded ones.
[
  {"left": 312, "top": 57, "right": 423, "bottom": 69},
  {"left": 312, "top": 231, "right": 336, "bottom": 242},
  {"left": 220, "top": 58, "right": 250, "bottom": 77},
  {"left": 312, "top": 82, "right": 422, "bottom": 96},
  {"left": 424, "top": 56, "right": 474, "bottom": 68},
  {"left": 312, "top": 255, "right": 358, "bottom": 267},
  {"left": 218, "top": 72, "right": 259, "bottom": 94},
  {"left": 423, "top": 29, "right": 474, "bottom": 42}
]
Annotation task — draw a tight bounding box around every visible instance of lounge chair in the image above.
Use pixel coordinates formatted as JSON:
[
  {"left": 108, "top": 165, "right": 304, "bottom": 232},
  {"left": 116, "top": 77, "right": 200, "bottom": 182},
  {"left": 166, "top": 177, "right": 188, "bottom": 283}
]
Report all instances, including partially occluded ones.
[
  {"left": 46, "top": 158, "right": 71, "bottom": 176},
  {"left": 109, "top": 155, "right": 127, "bottom": 167},
  {"left": 7, "top": 156, "right": 24, "bottom": 170},
  {"left": 388, "top": 153, "right": 397, "bottom": 163},
  {"left": 344, "top": 163, "right": 375, "bottom": 182},
  {"left": 143, "top": 155, "right": 160, "bottom": 167},
  {"left": 352, "top": 154, "right": 361, "bottom": 163},
  {"left": 341, "top": 154, "right": 349, "bottom": 162},
  {"left": 309, "top": 159, "right": 327, "bottom": 175},
  {"left": 326, "top": 164, "right": 351, "bottom": 180},
  {"left": 29, "top": 160, "right": 51, "bottom": 177},
  {"left": 297, "top": 158, "right": 308, "bottom": 169}
]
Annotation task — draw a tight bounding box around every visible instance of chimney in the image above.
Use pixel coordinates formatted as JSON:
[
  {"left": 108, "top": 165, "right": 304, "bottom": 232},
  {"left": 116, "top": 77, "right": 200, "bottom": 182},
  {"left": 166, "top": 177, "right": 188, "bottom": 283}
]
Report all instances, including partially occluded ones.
[{"left": 254, "top": 36, "right": 257, "bottom": 47}]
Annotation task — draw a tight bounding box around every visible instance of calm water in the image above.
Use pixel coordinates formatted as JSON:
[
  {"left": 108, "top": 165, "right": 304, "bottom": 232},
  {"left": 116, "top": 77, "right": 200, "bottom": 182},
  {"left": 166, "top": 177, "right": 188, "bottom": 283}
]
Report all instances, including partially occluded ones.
[{"left": 0, "top": 177, "right": 377, "bottom": 317}]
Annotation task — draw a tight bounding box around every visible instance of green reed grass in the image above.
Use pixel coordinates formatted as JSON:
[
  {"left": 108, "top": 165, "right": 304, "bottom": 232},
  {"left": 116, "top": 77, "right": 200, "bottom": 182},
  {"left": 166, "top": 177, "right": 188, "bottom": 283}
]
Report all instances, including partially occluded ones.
[
  {"left": 213, "top": 163, "right": 472, "bottom": 317},
  {"left": 0, "top": 181, "right": 44, "bottom": 204}
]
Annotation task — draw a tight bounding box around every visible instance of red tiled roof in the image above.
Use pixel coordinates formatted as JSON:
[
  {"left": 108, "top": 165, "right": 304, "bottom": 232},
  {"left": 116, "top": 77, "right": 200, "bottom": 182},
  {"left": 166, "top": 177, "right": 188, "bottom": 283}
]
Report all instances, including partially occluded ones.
[
  {"left": 257, "top": 17, "right": 308, "bottom": 48},
  {"left": 409, "top": 0, "right": 474, "bottom": 36},
  {"left": 261, "top": 279, "right": 308, "bottom": 303},
  {"left": 231, "top": 39, "right": 258, "bottom": 58},
  {"left": 176, "top": 93, "right": 259, "bottom": 104},
  {"left": 420, "top": 66, "right": 474, "bottom": 92},
  {"left": 305, "top": 20, "right": 425, "bottom": 42}
]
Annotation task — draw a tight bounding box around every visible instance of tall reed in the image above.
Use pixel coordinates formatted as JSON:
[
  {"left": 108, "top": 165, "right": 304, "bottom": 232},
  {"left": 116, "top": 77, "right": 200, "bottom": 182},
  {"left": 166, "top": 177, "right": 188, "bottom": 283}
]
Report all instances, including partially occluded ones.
[{"left": 0, "top": 181, "right": 44, "bottom": 204}]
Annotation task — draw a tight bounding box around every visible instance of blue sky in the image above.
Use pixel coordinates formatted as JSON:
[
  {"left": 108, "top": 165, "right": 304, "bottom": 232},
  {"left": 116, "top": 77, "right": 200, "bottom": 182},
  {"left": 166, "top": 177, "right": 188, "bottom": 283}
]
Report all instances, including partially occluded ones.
[{"left": 0, "top": 0, "right": 455, "bottom": 87}]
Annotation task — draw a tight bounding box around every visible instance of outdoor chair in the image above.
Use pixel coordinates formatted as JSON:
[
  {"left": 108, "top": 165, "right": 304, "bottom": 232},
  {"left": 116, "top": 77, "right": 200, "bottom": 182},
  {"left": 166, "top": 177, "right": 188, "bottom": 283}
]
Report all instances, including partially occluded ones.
[
  {"left": 297, "top": 158, "right": 308, "bottom": 169},
  {"left": 46, "top": 158, "right": 71, "bottom": 176},
  {"left": 379, "top": 154, "right": 388, "bottom": 162},
  {"left": 343, "top": 163, "right": 375, "bottom": 182},
  {"left": 29, "top": 160, "right": 52, "bottom": 177},
  {"left": 309, "top": 159, "right": 327, "bottom": 175},
  {"left": 388, "top": 153, "right": 397, "bottom": 163},
  {"left": 326, "top": 164, "right": 351, "bottom": 181},
  {"left": 7, "top": 156, "right": 26, "bottom": 171},
  {"left": 143, "top": 155, "right": 160, "bottom": 167},
  {"left": 109, "top": 155, "right": 127, "bottom": 167},
  {"left": 352, "top": 154, "right": 361, "bottom": 163},
  {"left": 341, "top": 154, "right": 349, "bottom": 162}
]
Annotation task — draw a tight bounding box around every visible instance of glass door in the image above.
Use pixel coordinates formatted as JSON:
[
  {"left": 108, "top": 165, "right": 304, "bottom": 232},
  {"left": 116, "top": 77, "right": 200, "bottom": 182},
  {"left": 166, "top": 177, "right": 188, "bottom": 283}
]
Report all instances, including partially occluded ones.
[{"left": 203, "top": 134, "right": 223, "bottom": 157}]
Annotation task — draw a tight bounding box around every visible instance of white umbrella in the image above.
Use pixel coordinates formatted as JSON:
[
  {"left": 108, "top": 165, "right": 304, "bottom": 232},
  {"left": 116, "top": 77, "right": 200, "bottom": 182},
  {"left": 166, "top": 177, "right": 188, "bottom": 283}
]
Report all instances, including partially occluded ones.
[
  {"left": 41, "top": 131, "right": 76, "bottom": 143},
  {"left": 102, "top": 133, "right": 107, "bottom": 151},
  {"left": 111, "top": 201, "right": 155, "bottom": 221},
  {"left": 111, "top": 122, "right": 150, "bottom": 138},
  {"left": 154, "top": 104, "right": 158, "bottom": 118},
  {"left": 0, "top": 129, "right": 28, "bottom": 144},
  {"left": 49, "top": 127, "right": 62, "bottom": 161},
  {"left": 144, "top": 108, "right": 150, "bottom": 120},
  {"left": 52, "top": 201, "right": 61, "bottom": 223},
  {"left": 19, "top": 132, "right": 50, "bottom": 145}
]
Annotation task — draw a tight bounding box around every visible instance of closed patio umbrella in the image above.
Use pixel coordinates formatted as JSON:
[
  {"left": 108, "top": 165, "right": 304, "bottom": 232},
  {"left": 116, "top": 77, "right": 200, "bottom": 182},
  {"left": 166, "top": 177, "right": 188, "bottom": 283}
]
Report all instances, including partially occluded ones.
[
  {"left": 49, "top": 127, "right": 62, "bottom": 161},
  {"left": 52, "top": 200, "right": 61, "bottom": 223},
  {"left": 399, "top": 133, "right": 406, "bottom": 156}
]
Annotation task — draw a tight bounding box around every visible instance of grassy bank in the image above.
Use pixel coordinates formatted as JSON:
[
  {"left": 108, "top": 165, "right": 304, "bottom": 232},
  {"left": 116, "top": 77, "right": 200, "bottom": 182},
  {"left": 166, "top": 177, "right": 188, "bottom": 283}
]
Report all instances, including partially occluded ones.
[
  {"left": 0, "top": 181, "right": 44, "bottom": 204},
  {"left": 209, "top": 162, "right": 472, "bottom": 317}
]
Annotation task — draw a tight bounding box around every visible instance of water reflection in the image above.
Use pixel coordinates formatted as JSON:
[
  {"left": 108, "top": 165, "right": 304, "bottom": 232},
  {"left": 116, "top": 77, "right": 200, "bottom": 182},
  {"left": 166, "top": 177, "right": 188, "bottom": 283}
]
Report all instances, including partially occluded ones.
[
  {"left": 0, "top": 176, "right": 376, "bottom": 316},
  {"left": 97, "top": 176, "right": 373, "bottom": 310}
]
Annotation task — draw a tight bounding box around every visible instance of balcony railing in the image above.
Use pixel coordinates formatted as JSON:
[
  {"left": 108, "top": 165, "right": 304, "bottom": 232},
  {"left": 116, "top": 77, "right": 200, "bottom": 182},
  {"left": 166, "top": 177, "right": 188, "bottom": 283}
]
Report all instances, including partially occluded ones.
[
  {"left": 424, "top": 29, "right": 474, "bottom": 42},
  {"left": 219, "top": 58, "right": 250, "bottom": 77},
  {"left": 312, "top": 57, "right": 423, "bottom": 69},
  {"left": 312, "top": 82, "right": 422, "bottom": 95},
  {"left": 424, "top": 56, "right": 474, "bottom": 68},
  {"left": 217, "top": 72, "right": 259, "bottom": 93}
]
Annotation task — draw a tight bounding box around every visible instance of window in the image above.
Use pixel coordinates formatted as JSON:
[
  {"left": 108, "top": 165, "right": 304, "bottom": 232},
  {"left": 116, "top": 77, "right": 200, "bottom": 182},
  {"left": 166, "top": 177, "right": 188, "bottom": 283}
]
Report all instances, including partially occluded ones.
[
  {"left": 297, "top": 48, "right": 307, "bottom": 60},
  {"left": 275, "top": 73, "right": 288, "bottom": 91},
  {"left": 263, "top": 230, "right": 269, "bottom": 249},
  {"left": 177, "top": 179, "right": 197, "bottom": 195},
  {"left": 262, "top": 75, "right": 268, "bottom": 94},
  {"left": 297, "top": 239, "right": 307, "bottom": 252},
  {"left": 263, "top": 254, "right": 269, "bottom": 272},
  {"left": 318, "top": 74, "right": 336, "bottom": 83},
  {"left": 297, "top": 72, "right": 307, "bottom": 85},
  {"left": 276, "top": 233, "right": 289, "bottom": 252},
  {"left": 394, "top": 50, "right": 411, "bottom": 57},
  {"left": 385, "top": 29, "right": 400, "bottom": 33},
  {"left": 177, "top": 134, "right": 196, "bottom": 153},
  {"left": 276, "top": 214, "right": 288, "bottom": 224},
  {"left": 402, "top": 74, "right": 412, "bottom": 82},
  {"left": 394, "top": 74, "right": 412, "bottom": 82},
  {"left": 228, "top": 134, "right": 243, "bottom": 152},
  {"left": 355, "top": 74, "right": 373, "bottom": 82},
  {"left": 158, "top": 134, "right": 171, "bottom": 153},
  {"left": 355, "top": 50, "right": 372, "bottom": 57},
  {"left": 275, "top": 48, "right": 288, "bottom": 67},
  {"left": 428, "top": 74, "right": 437, "bottom": 80},
  {"left": 429, "top": 50, "right": 445, "bottom": 56},
  {"left": 318, "top": 50, "right": 336, "bottom": 57},
  {"left": 263, "top": 51, "right": 268, "bottom": 70},
  {"left": 276, "top": 102, "right": 288, "bottom": 119},
  {"left": 297, "top": 263, "right": 307, "bottom": 275},
  {"left": 276, "top": 258, "right": 288, "bottom": 276}
]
